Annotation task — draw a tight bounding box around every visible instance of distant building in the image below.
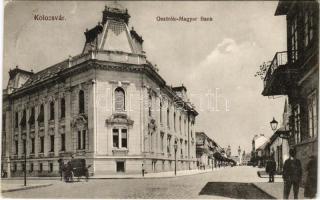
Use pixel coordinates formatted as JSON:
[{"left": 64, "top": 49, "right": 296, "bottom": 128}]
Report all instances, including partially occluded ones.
[
  {"left": 242, "top": 152, "right": 251, "bottom": 165},
  {"left": 251, "top": 134, "right": 269, "bottom": 166},
  {"left": 269, "top": 99, "right": 290, "bottom": 173},
  {"left": 195, "top": 132, "right": 229, "bottom": 169}
]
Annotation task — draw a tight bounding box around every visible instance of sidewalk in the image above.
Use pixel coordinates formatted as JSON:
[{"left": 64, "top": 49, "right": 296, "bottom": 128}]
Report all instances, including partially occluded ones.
[
  {"left": 1, "top": 181, "right": 54, "bottom": 193},
  {"left": 253, "top": 182, "right": 305, "bottom": 199}
]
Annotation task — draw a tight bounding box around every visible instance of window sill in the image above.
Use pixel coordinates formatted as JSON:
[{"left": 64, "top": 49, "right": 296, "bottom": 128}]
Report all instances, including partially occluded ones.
[{"left": 112, "top": 148, "right": 128, "bottom": 156}]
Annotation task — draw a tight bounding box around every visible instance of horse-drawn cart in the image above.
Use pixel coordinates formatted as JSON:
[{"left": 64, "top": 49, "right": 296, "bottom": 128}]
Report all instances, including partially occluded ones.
[{"left": 62, "top": 159, "right": 90, "bottom": 182}]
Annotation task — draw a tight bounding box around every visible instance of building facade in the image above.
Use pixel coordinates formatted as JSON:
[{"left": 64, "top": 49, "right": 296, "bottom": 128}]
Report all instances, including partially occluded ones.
[
  {"left": 269, "top": 99, "right": 290, "bottom": 173},
  {"left": 1, "top": 4, "right": 198, "bottom": 177},
  {"left": 195, "top": 132, "right": 233, "bottom": 169},
  {"left": 261, "top": 0, "right": 318, "bottom": 184}
]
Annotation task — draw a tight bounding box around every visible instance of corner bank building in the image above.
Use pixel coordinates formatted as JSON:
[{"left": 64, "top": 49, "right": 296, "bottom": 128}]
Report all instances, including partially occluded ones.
[{"left": 1, "top": 4, "right": 198, "bottom": 177}]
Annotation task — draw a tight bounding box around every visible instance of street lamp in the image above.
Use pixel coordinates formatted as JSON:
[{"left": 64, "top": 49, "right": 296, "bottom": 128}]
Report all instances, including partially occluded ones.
[
  {"left": 174, "top": 140, "right": 178, "bottom": 176},
  {"left": 21, "top": 134, "right": 27, "bottom": 186},
  {"left": 270, "top": 117, "right": 278, "bottom": 132}
]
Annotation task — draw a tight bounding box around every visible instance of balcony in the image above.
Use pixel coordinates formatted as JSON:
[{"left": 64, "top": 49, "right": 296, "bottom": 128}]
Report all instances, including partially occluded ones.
[{"left": 262, "top": 51, "right": 298, "bottom": 96}]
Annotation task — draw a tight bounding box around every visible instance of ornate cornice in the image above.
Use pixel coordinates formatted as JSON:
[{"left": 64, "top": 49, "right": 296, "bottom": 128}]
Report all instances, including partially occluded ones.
[{"left": 106, "top": 113, "right": 134, "bottom": 126}]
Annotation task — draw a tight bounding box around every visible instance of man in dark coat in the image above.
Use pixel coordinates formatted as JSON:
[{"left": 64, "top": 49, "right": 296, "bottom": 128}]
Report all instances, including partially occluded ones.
[
  {"left": 282, "top": 148, "right": 302, "bottom": 199},
  {"left": 304, "top": 155, "right": 317, "bottom": 198},
  {"left": 266, "top": 156, "right": 276, "bottom": 182}
]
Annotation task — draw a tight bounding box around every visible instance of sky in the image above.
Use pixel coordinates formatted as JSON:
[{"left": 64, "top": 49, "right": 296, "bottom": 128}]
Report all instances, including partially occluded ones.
[{"left": 3, "top": 1, "right": 287, "bottom": 155}]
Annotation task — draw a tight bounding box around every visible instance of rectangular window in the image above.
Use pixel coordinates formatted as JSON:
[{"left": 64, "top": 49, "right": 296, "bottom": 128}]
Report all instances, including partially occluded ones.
[
  {"left": 304, "top": 9, "right": 314, "bottom": 47},
  {"left": 29, "top": 107, "right": 35, "bottom": 125},
  {"left": 15, "top": 112, "right": 19, "bottom": 128},
  {"left": 15, "top": 140, "right": 18, "bottom": 155},
  {"left": 167, "top": 109, "right": 170, "bottom": 128},
  {"left": 39, "top": 163, "right": 43, "bottom": 172},
  {"left": 49, "top": 163, "right": 53, "bottom": 172},
  {"left": 50, "top": 102, "right": 55, "bottom": 120},
  {"left": 82, "top": 130, "right": 86, "bottom": 149},
  {"left": 2, "top": 114, "right": 5, "bottom": 131},
  {"left": 30, "top": 163, "right": 34, "bottom": 172},
  {"left": 174, "top": 113, "right": 176, "bottom": 131},
  {"left": 121, "top": 129, "right": 127, "bottom": 148},
  {"left": 289, "top": 15, "right": 298, "bottom": 62},
  {"left": 113, "top": 129, "right": 119, "bottom": 148},
  {"left": 148, "top": 95, "right": 152, "bottom": 117},
  {"left": 22, "top": 163, "right": 25, "bottom": 171},
  {"left": 78, "top": 131, "right": 81, "bottom": 149},
  {"left": 21, "top": 110, "right": 26, "bottom": 129},
  {"left": 31, "top": 138, "right": 35, "bottom": 154},
  {"left": 50, "top": 135, "right": 54, "bottom": 152},
  {"left": 160, "top": 133, "right": 164, "bottom": 152},
  {"left": 160, "top": 102, "right": 163, "bottom": 123},
  {"left": 308, "top": 92, "right": 318, "bottom": 138},
  {"left": 116, "top": 161, "right": 125, "bottom": 173},
  {"left": 61, "top": 134, "right": 65, "bottom": 151},
  {"left": 179, "top": 116, "right": 182, "bottom": 133},
  {"left": 60, "top": 98, "right": 65, "bottom": 119},
  {"left": 293, "top": 105, "right": 301, "bottom": 144},
  {"left": 22, "top": 139, "right": 26, "bottom": 154},
  {"left": 13, "top": 163, "right": 17, "bottom": 172},
  {"left": 40, "top": 137, "right": 44, "bottom": 153},
  {"left": 167, "top": 136, "right": 171, "bottom": 154}
]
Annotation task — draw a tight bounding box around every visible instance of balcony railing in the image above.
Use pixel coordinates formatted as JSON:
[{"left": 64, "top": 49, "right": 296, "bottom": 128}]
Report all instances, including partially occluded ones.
[{"left": 264, "top": 51, "right": 288, "bottom": 87}]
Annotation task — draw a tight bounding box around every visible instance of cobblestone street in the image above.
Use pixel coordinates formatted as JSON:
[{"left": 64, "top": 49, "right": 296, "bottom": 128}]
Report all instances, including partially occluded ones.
[{"left": 2, "top": 166, "right": 280, "bottom": 199}]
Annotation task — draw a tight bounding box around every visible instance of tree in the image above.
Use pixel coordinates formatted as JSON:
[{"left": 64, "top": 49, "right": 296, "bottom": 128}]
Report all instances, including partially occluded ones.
[{"left": 254, "top": 61, "right": 271, "bottom": 80}]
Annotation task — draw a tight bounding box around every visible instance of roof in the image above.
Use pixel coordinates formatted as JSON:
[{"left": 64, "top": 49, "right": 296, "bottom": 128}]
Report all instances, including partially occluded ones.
[
  {"left": 256, "top": 140, "right": 269, "bottom": 151},
  {"left": 9, "top": 67, "right": 33, "bottom": 79},
  {"left": 275, "top": 0, "right": 292, "bottom": 16},
  {"left": 172, "top": 85, "right": 187, "bottom": 92},
  {"left": 269, "top": 127, "right": 290, "bottom": 144}
]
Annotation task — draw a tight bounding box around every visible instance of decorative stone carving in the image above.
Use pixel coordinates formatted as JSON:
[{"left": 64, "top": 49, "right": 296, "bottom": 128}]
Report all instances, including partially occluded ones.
[
  {"left": 148, "top": 118, "right": 157, "bottom": 132},
  {"left": 71, "top": 113, "right": 88, "bottom": 130},
  {"left": 106, "top": 113, "right": 134, "bottom": 126}
]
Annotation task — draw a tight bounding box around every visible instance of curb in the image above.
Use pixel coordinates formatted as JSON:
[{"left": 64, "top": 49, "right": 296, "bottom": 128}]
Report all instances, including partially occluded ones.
[
  {"left": 1, "top": 183, "right": 53, "bottom": 193},
  {"left": 251, "top": 183, "right": 277, "bottom": 199},
  {"left": 90, "top": 169, "right": 214, "bottom": 179}
]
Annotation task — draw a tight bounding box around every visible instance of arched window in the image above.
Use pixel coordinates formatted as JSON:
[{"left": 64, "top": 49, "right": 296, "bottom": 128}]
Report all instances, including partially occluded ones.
[
  {"left": 79, "top": 90, "right": 85, "bottom": 114},
  {"left": 50, "top": 101, "right": 55, "bottom": 120},
  {"left": 115, "top": 87, "right": 125, "bottom": 112},
  {"left": 60, "top": 98, "right": 65, "bottom": 118}
]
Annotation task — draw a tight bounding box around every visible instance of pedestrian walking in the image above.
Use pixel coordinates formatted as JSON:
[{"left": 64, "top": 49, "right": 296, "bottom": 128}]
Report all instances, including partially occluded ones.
[
  {"left": 282, "top": 148, "right": 302, "bottom": 199},
  {"left": 142, "top": 163, "right": 145, "bottom": 177},
  {"left": 304, "top": 155, "right": 317, "bottom": 198},
  {"left": 266, "top": 156, "right": 276, "bottom": 182}
]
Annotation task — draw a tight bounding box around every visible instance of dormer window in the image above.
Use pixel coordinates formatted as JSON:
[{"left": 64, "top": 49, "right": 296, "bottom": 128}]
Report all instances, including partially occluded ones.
[{"left": 115, "top": 87, "right": 125, "bottom": 112}]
